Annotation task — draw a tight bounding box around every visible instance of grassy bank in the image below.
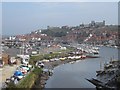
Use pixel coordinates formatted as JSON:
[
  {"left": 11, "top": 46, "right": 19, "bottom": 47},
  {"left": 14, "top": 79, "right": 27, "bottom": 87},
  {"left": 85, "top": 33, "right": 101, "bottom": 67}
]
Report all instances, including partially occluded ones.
[{"left": 6, "top": 67, "right": 42, "bottom": 89}]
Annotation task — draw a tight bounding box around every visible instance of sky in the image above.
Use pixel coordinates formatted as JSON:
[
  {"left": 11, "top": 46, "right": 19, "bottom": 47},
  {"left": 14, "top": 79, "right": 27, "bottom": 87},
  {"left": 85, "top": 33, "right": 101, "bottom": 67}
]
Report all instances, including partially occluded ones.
[
  {"left": 1, "top": 0, "right": 120, "bottom": 2},
  {"left": 2, "top": 1, "right": 118, "bottom": 35}
]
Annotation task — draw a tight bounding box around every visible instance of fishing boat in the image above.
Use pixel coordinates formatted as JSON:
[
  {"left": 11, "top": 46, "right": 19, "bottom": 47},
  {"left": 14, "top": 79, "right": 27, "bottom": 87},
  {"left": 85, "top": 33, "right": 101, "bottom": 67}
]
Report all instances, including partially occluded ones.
[
  {"left": 86, "top": 60, "right": 120, "bottom": 89},
  {"left": 86, "top": 52, "right": 100, "bottom": 58}
]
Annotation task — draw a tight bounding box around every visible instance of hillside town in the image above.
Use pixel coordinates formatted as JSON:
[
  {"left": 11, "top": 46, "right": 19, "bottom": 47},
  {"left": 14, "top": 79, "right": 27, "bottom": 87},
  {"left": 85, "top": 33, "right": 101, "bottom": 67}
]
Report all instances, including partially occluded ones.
[
  {"left": 0, "top": 20, "right": 120, "bottom": 89},
  {"left": 2, "top": 20, "right": 119, "bottom": 48}
]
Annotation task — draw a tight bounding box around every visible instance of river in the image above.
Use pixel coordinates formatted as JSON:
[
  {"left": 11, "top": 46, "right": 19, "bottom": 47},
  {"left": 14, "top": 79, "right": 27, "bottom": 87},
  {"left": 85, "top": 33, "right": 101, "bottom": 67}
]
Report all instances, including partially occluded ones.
[{"left": 45, "top": 46, "right": 119, "bottom": 88}]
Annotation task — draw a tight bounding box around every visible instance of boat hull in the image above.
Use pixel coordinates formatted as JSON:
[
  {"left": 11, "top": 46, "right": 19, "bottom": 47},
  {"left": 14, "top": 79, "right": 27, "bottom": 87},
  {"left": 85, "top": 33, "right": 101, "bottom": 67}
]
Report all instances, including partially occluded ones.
[{"left": 86, "top": 78, "right": 117, "bottom": 89}]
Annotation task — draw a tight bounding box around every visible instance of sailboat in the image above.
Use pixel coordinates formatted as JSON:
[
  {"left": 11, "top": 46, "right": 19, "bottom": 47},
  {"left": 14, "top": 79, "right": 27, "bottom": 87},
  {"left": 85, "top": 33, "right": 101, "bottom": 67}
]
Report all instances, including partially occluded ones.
[{"left": 96, "top": 60, "right": 105, "bottom": 76}]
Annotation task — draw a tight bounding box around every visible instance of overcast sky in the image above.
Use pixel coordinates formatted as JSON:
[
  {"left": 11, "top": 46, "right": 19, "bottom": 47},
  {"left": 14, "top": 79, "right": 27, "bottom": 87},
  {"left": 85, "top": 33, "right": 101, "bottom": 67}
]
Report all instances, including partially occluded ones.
[{"left": 2, "top": 2, "right": 118, "bottom": 35}]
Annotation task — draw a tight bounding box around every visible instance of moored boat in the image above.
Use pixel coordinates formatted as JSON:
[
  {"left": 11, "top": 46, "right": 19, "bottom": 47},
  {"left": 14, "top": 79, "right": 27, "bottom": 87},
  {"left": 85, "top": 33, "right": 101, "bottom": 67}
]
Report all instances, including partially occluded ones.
[
  {"left": 86, "top": 53, "right": 100, "bottom": 58},
  {"left": 86, "top": 60, "right": 120, "bottom": 89}
]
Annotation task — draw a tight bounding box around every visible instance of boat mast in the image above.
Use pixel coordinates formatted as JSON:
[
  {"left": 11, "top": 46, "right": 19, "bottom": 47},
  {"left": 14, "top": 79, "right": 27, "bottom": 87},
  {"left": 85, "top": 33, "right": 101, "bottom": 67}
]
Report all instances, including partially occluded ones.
[
  {"left": 21, "top": 39, "right": 25, "bottom": 55},
  {"left": 19, "top": 46, "right": 21, "bottom": 55},
  {"left": 100, "top": 60, "right": 102, "bottom": 70},
  {"left": 22, "top": 40, "right": 25, "bottom": 55}
]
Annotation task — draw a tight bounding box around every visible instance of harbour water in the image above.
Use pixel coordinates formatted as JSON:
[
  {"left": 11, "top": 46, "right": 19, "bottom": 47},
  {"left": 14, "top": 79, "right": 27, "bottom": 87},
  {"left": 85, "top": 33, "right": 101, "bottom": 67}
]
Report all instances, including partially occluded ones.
[{"left": 45, "top": 46, "right": 119, "bottom": 88}]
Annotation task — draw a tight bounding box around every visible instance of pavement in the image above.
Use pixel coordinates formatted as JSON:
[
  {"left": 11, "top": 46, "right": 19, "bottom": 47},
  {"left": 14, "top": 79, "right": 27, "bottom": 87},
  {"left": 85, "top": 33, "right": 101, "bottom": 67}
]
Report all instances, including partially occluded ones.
[{"left": 0, "top": 60, "right": 21, "bottom": 88}]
